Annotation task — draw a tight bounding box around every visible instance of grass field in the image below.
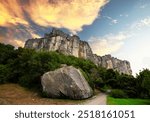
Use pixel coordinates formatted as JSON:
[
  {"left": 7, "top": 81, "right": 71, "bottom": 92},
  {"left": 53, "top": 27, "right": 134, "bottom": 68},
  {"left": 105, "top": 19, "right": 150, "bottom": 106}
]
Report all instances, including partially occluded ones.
[{"left": 107, "top": 96, "right": 150, "bottom": 105}]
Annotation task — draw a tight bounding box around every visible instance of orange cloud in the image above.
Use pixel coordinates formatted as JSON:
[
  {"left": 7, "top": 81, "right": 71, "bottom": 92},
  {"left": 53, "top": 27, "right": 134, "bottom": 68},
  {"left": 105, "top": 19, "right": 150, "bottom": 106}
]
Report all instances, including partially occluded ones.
[
  {"left": 0, "top": 25, "right": 41, "bottom": 47},
  {"left": 0, "top": 0, "right": 28, "bottom": 26},
  {"left": 9, "top": 39, "right": 24, "bottom": 47},
  {"left": 1, "top": 36, "right": 24, "bottom": 47},
  {"left": 0, "top": 0, "right": 109, "bottom": 47},
  {"left": 0, "top": 0, "right": 109, "bottom": 30},
  {"left": 25, "top": 0, "right": 109, "bottom": 33}
]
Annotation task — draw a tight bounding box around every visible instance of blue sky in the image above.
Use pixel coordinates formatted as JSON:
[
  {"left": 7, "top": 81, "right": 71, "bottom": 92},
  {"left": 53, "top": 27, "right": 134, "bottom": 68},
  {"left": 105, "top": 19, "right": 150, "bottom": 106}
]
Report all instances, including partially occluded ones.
[
  {"left": 78, "top": 0, "right": 150, "bottom": 75},
  {"left": 0, "top": 0, "right": 150, "bottom": 75}
]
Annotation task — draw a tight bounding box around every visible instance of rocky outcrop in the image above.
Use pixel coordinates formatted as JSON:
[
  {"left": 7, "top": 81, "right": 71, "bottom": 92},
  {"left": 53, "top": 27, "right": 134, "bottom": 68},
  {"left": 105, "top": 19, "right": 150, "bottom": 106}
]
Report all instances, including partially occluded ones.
[
  {"left": 25, "top": 28, "right": 132, "bottom": 75},
  {"left": 25, "top": 28, "right": 94, "bottom": 60},
  {"left": 41, "top": 66, "right": 93, "bottom": 99},
  {"left": 93, "top": 54, "right": 132, "bottom": 75}
]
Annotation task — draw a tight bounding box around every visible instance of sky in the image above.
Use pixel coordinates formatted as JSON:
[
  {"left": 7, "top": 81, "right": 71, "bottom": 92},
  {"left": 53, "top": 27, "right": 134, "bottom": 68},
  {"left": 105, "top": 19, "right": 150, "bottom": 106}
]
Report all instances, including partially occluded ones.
[{"left": 0, "top": 0, "right": 150, "bottom": 75}]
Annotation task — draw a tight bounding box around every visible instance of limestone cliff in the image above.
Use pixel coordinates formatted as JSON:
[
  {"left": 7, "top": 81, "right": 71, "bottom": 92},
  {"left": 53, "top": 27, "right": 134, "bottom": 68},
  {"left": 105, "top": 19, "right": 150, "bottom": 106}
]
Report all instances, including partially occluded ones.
[
  {"left": 24, "top": 28, "right": 132, "bottom": 75},
  {"left": 93, "top": 54, "right": 132, "bottom": 75}
]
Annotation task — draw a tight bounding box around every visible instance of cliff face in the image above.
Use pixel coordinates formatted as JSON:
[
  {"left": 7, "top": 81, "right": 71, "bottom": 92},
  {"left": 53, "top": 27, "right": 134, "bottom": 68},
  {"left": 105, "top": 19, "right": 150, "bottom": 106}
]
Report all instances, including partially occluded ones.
[
  {"left": 25, "top": 29, "right": 94, "bottom": 61},
  {"left": 24, "top": 28, "right": 132, "bottom": 75},
  {"left": 93, "top": 54, "right": 132, "bottom": 75}
]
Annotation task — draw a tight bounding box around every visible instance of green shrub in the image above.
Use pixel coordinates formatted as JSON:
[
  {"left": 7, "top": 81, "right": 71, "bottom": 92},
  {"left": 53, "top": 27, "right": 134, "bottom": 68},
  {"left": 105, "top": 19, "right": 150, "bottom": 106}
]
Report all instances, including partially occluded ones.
[
  {"left": 110, "top": 89, "right": 128, "bottom": 98},
  {"left": 79, "top": 68, "right": 90, "bottom": 82},
  {"left": 0, "top": 64, "right": 10, "bottom": 84},
  {"left": 125, "top": 89, "right": 137, "bottom": 98},
  {"left": 79, "top": 68, "right": 94, "bottom": 89},
  {"left": 18, "top": 75, "right": 31, "bottom": 87},
  {"left": 100, "top": 85, "right": 111, "bottom": 93}
]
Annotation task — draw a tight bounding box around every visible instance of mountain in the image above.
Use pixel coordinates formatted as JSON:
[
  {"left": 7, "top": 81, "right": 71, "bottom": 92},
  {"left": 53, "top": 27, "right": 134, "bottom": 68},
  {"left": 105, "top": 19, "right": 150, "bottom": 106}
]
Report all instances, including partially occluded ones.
[{"left": 24, "top": 28, "right": 132, "bottom": 75}]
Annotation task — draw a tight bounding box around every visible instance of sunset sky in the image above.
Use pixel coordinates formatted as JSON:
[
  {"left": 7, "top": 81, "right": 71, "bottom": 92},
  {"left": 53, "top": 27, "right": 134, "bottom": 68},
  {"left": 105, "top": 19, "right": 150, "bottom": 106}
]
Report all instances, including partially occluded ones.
[{"left": 0, "top": 0, "right": 150, "bottom": 75}]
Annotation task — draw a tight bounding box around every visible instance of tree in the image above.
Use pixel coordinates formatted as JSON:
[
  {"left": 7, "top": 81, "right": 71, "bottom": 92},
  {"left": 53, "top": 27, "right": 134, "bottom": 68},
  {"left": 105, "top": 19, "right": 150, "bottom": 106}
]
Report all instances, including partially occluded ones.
[
  {"left": 0, "top": 64, "right": 10, "bottom": 84},
  {"left": 136, "top": 69, "right": 150, "bottom": 98},
  {"left": 0, "top": 43, "right": 15, "bottom": 64}
]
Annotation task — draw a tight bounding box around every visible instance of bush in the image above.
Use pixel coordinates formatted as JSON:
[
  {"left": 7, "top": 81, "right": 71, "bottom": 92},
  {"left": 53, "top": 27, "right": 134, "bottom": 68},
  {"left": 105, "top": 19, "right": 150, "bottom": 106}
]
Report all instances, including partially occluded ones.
[
  {"left": 125, "top": 89, "right": 137, "bottom": 98},
  {"left": 79, "top": 68, "right": 95, "bottom": 89},
  {"left": 100, "top": 85, "right": 111, "bottom": 93},
  {"left": 0, "top": 64, "right": 10, "bottom": 84},
  {"left": 110, "top": 89, "right": 128, "bottom": 98}
]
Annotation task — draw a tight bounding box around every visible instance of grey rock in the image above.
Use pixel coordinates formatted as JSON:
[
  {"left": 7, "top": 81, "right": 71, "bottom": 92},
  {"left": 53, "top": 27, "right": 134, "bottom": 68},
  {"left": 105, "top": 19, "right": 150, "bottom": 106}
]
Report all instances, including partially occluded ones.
[
  {"left": 41, "top": 66, "right": 93, "bottom": 99},
  {"left": 25, "top": 28, "right": 94, "bottom": 59},
  {"left": 24, "top": 28, "right": 132, "bottom": 75},
  {"left": 93, "top": 54, "right": 132, "bottom": 75}
]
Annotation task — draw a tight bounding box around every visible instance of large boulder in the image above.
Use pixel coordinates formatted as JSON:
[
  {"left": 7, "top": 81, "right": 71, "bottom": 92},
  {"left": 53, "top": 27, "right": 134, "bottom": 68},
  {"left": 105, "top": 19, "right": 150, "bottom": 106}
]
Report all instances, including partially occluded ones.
[{"left": 41, "top": 66, "right": 93, "bottom": 99}]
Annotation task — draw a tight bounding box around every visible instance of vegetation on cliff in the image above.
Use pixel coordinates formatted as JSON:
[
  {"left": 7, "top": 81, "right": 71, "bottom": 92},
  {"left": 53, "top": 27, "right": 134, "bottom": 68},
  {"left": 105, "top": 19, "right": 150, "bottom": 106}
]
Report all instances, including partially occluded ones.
[{"left": 0, "top": 43, "right": 150, "bottom": 99}]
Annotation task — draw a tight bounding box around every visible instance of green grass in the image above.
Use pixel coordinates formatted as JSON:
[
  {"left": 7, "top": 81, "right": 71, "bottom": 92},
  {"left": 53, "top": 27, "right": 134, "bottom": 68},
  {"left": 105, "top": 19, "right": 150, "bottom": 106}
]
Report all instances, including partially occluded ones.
[{"left": 107, "top": 96, "right": 150, "bottom": 105}]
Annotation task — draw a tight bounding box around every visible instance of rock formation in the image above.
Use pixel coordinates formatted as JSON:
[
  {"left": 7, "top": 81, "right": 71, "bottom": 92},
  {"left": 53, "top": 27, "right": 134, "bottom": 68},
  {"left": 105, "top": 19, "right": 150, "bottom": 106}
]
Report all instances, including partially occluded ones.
[
  {"left": 25, "top": 28, "right": 94, "bottom": 61},
  {"left": 25, "top": 28, "right": 132, "bottom": 75},
  {"left": 41, "top": 66, "right": 93, "bottom": 99},
  {"left": 93, "top": 54, "right": 132, "bottom": 75}
]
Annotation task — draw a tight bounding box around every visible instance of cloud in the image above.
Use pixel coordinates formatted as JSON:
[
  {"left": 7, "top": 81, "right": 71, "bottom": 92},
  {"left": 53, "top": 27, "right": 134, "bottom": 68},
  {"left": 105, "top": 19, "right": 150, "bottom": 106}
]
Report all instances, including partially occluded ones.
[
  {"left": 25, "top": 0, "right": 109, "bottom": 33},
  {"left": 131, "top": 17, "right": 150, "bottom": 29},
  {"left": 0, "top": 32, "right": 25, "bottom": 47},
  {"left": 111, "top": 19, "right": 118, "bottom": 24},
  {"left": 0, "top": 0, "right": 28, "bottom": 27},
  {"left": 119, "top": 14, "right": 128, "bottom": 17},
  {"left": 142, "top": 57, "right": 150, "bottom": 68},
  {"left": 140, "top": 5, "right": 147, "bottom": 9},
  {"left": 8, "top": 39, "right": 25, "bottom": 47},
  {"left": 0, "top": 25, "right": 41, "bottom": 47},
  {"left": 0, "top": 0, "right": 109, "bottom": 47},
  {"left": 103, "top": 16, "right": 118, "bottom": 25},
  {"left": 89, "top": 32, "right": 129, "bottom": 56}
]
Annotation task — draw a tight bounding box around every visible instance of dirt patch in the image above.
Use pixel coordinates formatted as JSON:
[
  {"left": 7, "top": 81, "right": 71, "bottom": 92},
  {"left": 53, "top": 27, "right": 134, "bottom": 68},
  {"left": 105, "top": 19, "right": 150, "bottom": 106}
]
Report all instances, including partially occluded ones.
[
  {"left": 0, "top": 83, "right": 106, "bottom": 105},
  {"left": 0, "top": 84, "right": 82, "bottom": 105}
]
